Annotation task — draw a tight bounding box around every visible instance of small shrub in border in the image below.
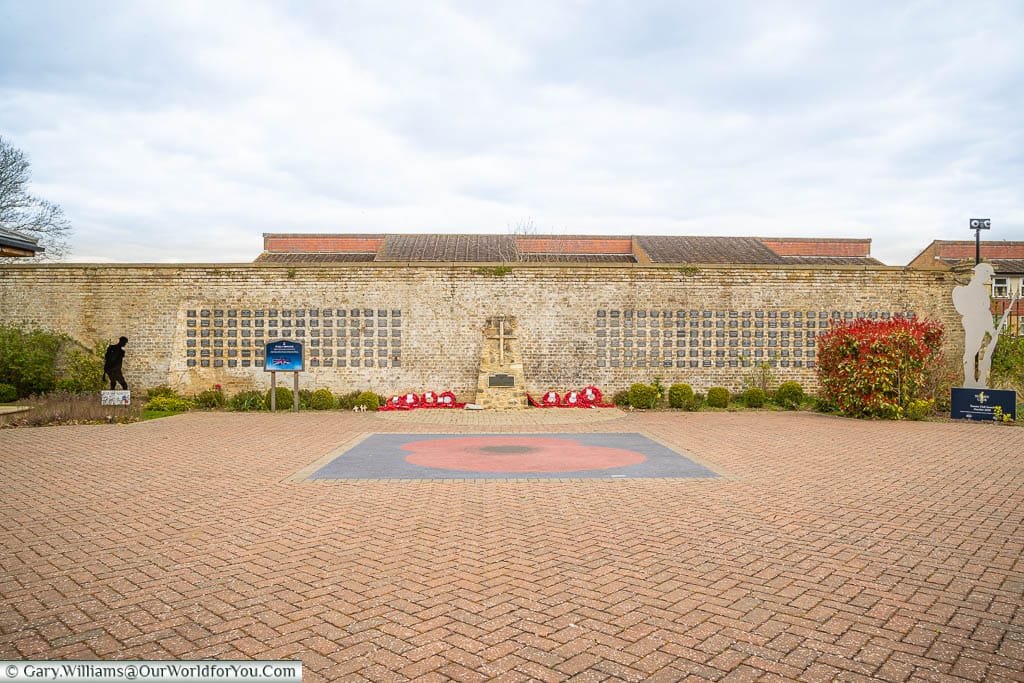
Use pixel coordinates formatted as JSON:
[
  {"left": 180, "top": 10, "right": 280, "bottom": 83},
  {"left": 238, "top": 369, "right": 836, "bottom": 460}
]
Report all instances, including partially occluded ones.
[
  {"left": 229, "top": 390, "right": 266, "bottom": 411},
  {"left": 0, "top": 383, "right": 17, "bottom": 403},
  {"left": 741, "top": 387, "right": 766, "bottom": 408},
  {"left": 335, "top": 391, "right": 362, "bottom": 410},
  {"left": 193, "top": 386, "right": 226, "bottom": 409},
  {"left": 706, "top": 387, "right": 730, "bottom": 408},
  {"left": 310, "top": 389, "right": 335, "bottom": 410},
  {"left": 905, "top": 399, "right": 933, "bottom": 421},
  {"left": 611, "top": 390, "right": 630, "bottom": 407},
  {"left": 774, "top": 381, "right": 805, "bottom": 410},
  {"left": 627, "top": 383, "right": 658, "bottom": 409},
  {"left": 686, "top": 393, "right": 704, "bottom": 411},
  {"left": 146, "top": 385, "right": 180, "bottom": 401},
  {"left": 354, "top": 391, "right": 380, "bottom": 411},
  {"left": 144, "top": 396, "right": 194, "bottom": 412},
  {"left": 266, "top": 387, "right": 294, "bottom": 410},
  {"left": 668, "top": 383, "right": 694, "bottom": 409}
]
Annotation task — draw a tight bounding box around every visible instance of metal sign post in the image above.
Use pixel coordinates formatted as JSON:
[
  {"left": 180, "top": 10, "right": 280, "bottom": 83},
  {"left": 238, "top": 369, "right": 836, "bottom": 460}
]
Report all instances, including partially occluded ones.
[{"left": 969, "top": 218, "right": 991, "bottom": 264}]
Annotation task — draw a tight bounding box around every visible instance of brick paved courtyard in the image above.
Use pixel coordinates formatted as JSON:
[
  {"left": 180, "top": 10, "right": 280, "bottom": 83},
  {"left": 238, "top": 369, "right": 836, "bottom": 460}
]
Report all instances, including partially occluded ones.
[{"left": 1, "top": 411, "right": 1022, "bottom": 682}]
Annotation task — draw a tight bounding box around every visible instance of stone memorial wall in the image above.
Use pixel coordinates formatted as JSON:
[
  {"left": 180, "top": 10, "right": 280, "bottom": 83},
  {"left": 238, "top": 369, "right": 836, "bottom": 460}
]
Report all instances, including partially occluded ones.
[{"left": 0, "top": 262, "right": 959, "bottom": 397}]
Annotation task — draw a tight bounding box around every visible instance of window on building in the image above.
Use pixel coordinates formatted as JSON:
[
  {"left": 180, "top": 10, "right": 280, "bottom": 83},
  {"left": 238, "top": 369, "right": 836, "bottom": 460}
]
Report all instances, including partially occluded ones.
[{"left": 993, "top": 278, "right": 1009, "bottom": 297}]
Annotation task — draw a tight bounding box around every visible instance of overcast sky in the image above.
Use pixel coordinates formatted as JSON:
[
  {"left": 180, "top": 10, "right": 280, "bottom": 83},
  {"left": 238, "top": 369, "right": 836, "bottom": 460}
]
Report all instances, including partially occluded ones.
[{"left": 1, "top": 1, "right": 1022, "bottom": 265}]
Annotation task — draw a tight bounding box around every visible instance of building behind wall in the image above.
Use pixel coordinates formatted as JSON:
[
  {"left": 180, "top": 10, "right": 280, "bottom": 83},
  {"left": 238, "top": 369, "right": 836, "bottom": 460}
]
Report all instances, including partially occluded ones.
[
  {"left": 909, "top": 240, "right": 1024, "bottom": 336},
  {"left": 0, "top": 233, "right": 961, "bottom": 397}
]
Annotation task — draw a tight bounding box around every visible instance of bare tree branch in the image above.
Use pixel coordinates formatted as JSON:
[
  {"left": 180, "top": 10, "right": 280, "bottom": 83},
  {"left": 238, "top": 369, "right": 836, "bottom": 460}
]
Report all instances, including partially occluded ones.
[{"left": 0, "top": 136, "right": 72, "bottom": 261}]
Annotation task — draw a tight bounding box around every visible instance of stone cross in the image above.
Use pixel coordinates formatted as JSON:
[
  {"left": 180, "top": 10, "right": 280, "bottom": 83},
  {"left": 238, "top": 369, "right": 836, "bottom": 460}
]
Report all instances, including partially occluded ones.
[{"left": 486, "top": 317, "right": 515, "bottom": 365}]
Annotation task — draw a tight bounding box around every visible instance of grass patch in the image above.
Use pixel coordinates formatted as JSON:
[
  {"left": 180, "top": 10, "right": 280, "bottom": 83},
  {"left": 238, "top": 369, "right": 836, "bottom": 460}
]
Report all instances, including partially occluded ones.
[{"left": 141, "top": 409, "right": 188, "bottom": 421}]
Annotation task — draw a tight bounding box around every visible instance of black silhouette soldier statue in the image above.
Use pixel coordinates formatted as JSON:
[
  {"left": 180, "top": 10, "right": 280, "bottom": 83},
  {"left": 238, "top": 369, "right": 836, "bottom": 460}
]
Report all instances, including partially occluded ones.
[{"left": 103, "top": 336, "right": 129, "bottom": 390}]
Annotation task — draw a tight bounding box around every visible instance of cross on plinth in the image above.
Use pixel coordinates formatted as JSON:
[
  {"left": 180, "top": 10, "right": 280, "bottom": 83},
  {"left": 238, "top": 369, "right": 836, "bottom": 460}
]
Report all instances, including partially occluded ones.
[{"left": 485, "top": 317, "right": 516, "bottom": 365}]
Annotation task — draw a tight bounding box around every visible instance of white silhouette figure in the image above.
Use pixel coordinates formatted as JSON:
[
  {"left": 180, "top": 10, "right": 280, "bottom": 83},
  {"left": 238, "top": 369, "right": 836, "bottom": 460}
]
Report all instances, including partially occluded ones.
[{"left": 952, "top": 263, "right": 1007, "bottom": 388}]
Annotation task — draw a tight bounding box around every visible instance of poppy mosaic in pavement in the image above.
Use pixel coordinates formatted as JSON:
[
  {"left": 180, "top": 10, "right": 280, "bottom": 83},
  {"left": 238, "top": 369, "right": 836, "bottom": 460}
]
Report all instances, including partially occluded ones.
[{"left": 310, "top": 433, "right": 718, "bottom": 480}]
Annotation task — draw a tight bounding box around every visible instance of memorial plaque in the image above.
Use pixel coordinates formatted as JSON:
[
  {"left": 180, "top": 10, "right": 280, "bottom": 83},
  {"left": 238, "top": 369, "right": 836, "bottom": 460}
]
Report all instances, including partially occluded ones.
[
  {"left": 951, "top": 388, "right": 1017, "bottom": 421},
  {"left": 488, "top": 373, "right": 515, "bottom": 388}
]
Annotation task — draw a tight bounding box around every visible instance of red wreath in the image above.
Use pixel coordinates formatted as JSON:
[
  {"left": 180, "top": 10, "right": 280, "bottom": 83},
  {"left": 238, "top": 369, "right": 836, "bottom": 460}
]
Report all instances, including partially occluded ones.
[
  {"left": 560, "top": 390, "right": 591, "bottom": 408},
  {"left": 541, "top": 391, "right": 561, "bottom": 407},
  {"left": 379, "top": 395, "right": 404, "bottom": 411},
  {"left": 399, "top": 392, "right": 421, "bottom": 408},
  {"left": 438, "top": 391, "right": 464, "bottom": 408},
  {"left": 583, "top": 385, "right": 602, "bottom": 403},
  {"left": 421, "top": 391, "right": 439, "bottom": 408}
]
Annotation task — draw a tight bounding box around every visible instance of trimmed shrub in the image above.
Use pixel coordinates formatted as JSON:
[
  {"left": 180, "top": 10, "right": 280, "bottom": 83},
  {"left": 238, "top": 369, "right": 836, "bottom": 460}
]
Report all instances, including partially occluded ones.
[
  {"left": 627, "top": 383, "right": 658, "bottom": 409},
  {"left": 298, "top": 389, "right": 314, "bottom": 410},
  {"left": 354, "top": 391, "right": 380, "bottom": 411},
  {"left": 266, "top": 386, "right": 294, "bottom": 410},
  {"left": 144, "top": 396, "right": 194, "bottom": 412},
  {"left": 816, "top": 317, "right": 943, "bottom": 419},
  {"left": 741, "top": 387, "right": 766, "bottom": 408},
  {"left": 335, "top": 390, "right": 362, "bottom": 410},
  {"left": 193, "top": 386, "right": 226, "bottom": 409},
  {"left": 611, "top": 390, "right": 630, "bottom": 407},
  {"left": 706, "top": 387, "right": 730, "bottom": 408},
  {"left": 0, "top": 382, "right": 17, "bottom": 402},
  {"left": 310, "top": 388, "right": 335, "bottom": 410},
  {"left": 774, "top": 381, "right": 805, "bottom": 410},
  {"left": 668, "top": 383, "right": 694, "bottom": 409},
  {"left": 229, "top": 390, "right": 266, "bottom": 411}
]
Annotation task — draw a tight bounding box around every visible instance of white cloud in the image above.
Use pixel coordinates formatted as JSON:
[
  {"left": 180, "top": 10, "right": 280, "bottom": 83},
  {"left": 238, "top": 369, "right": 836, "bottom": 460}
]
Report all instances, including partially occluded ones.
[{"left": 0, "top": 0, "right": 1021, "bottom": 264}]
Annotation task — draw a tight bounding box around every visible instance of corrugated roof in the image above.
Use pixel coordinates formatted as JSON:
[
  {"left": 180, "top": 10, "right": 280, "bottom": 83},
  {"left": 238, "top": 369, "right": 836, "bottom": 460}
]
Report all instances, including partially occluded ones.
[
  {"left": 376, "top": 234, "right": 518, "bottom": 261},
  {"left": 777, "top": 255, "right": 883, "bottom": 266},
  {"left": 636, "top": 236, "right": 784, "bottom": 264},
  {"left": 938, "top": 258, "right": 1024, "bottom": 274}
]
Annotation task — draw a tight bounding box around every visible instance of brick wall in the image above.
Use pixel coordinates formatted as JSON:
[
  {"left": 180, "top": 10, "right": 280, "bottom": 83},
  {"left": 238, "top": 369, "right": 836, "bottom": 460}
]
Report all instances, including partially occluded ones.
[{"left": 0, "top": 263, "right": 959, "bottom": 399}]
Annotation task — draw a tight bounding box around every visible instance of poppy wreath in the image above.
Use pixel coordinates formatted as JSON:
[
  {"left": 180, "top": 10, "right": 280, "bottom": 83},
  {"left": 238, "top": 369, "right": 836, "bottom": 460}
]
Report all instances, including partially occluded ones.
[
  {"left": 541, "top": 391, "right": 561, "bottom": 407},
  {"left": 420, "top": 391, "right": 438, "bottom": 408},
  {"left": 438, "top": 391, "right": 463, "bottom": 408},
  {"left": 399, "top": 392, "right": 421, "bottom": 408},
  {"left": 381, "top": 395, "right": 406, "bottom": 411},
  {"left": 560, "top": 390, "right": 590, "bottom": 407},
  {"left": 583, "top": 385, "right": 615, "bottom": 408}
]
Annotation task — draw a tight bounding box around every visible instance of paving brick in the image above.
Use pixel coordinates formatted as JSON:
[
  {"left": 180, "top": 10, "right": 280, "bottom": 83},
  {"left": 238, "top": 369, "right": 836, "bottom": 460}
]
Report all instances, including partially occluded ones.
[{"left": 0, "top": 411, "right": 1021, "bottom": 681}]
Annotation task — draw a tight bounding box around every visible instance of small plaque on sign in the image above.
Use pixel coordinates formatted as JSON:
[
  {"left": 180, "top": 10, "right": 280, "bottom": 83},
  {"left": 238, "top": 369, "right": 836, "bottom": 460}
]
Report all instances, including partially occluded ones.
[
  {"left": 951, "top": 387, "right": 1016, "bottom": 421},
  {"left": 100, "top": 390, "right": 131, "bottom": 406},
  {"left": 488, "top": 373, "right": 515, "bottom": 388}
]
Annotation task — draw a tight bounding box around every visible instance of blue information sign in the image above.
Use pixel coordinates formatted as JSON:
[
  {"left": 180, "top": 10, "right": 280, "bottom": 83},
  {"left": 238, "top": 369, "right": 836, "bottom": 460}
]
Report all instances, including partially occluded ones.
[
  {"left": 264, "top": 339, "right": 304, "bottom": 372},
  {"left": 950, "top": 387, "right": 1016, "bottom": 421}
]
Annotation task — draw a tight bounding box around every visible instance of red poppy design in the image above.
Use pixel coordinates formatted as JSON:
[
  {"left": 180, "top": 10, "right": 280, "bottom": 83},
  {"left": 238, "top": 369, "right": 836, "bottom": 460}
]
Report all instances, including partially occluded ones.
[{"left": 402, "top": 436, "right": 646, "bottom": 473}]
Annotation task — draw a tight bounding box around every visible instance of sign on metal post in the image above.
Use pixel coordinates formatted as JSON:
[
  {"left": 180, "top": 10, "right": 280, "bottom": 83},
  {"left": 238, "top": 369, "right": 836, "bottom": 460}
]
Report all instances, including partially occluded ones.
[
  {"left": 264, "top": 340, "right": 304, "bottom": 372},
  {"left": 264, "top": 339, "right": 303, "bottom": 412}
]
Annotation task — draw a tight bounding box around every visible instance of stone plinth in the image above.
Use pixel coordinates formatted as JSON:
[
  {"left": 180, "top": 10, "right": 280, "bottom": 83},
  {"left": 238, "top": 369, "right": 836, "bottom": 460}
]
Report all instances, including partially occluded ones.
[{"left": 475, "top": 316, "right": 528, "bottom": 410}]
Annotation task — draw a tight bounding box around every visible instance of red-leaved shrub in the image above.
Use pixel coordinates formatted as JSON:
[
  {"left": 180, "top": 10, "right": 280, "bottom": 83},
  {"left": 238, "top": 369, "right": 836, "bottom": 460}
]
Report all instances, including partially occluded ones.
[{"left": 816, "top": 317, "right": 944, "bottom": 419}]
